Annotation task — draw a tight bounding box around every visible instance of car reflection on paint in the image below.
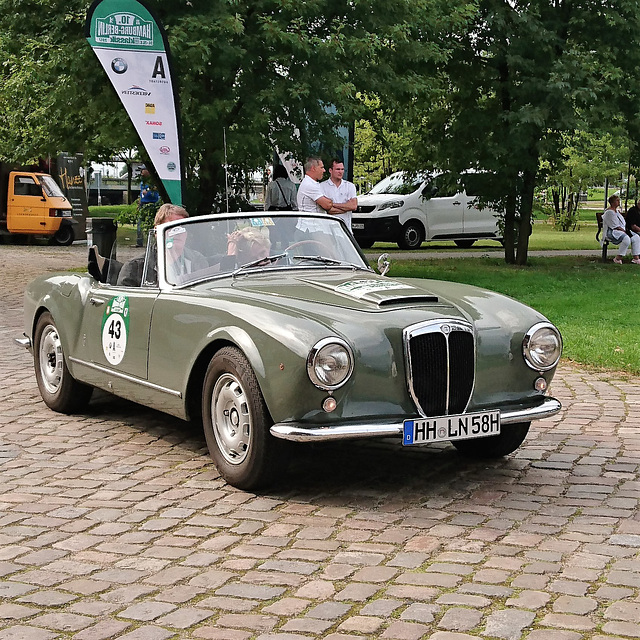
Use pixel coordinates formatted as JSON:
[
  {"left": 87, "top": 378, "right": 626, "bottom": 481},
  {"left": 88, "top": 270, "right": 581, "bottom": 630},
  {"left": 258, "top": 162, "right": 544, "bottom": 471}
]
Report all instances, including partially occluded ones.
[{"left": 18, "top": 212, "right": 562, "bottom": 490}]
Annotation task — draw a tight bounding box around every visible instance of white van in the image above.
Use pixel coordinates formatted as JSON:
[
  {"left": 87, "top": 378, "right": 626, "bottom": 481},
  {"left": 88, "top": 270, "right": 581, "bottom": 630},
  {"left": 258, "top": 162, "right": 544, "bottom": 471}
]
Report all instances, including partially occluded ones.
[{"left": 352, "top": 171, "right": 501, "bottom": 249}]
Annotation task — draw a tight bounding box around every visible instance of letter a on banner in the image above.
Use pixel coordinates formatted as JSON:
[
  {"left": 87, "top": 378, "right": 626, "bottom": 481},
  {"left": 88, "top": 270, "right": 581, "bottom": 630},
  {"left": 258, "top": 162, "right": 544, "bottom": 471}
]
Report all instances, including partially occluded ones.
[{"left": 85, "top": 0, "right": 183, "bottom": 204}]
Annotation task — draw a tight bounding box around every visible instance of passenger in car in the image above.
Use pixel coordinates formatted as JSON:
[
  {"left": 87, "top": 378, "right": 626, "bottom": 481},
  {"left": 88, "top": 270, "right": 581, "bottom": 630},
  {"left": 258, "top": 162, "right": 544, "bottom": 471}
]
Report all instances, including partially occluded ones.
[{"left": 117, "top": 204, "right": 207, "bottom": 286}]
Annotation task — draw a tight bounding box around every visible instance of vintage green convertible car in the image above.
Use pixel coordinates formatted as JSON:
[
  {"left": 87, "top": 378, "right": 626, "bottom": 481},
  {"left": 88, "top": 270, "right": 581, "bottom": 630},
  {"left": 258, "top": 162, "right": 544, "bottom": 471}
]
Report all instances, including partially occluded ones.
[{"left": 18, "top": 212, "right": 562, "bottom": 489}]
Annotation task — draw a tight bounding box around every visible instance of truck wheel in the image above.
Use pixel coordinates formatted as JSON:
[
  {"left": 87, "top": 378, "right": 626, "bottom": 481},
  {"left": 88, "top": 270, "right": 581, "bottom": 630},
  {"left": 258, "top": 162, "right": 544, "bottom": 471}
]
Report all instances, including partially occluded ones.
[
  {"left": 52, "top": 225, "right": 74, "bottom": 246},
  {"left": 454, "top": 239, "right": 476, "bottom": 248},
  {"left": 397, "top": 221, "right": 424, "bottom": 250},
  {"left": 34, "top": 312, "right": 93, "bottom": 413},
  {"left": 357, "top": 238, "right": 375, "bottom": 249},
  {"left": 202, "top": 346, "right": 282, "bottom": 490},
  {"left": 451, "top": 422, "right": 530, "bottom": 458}
]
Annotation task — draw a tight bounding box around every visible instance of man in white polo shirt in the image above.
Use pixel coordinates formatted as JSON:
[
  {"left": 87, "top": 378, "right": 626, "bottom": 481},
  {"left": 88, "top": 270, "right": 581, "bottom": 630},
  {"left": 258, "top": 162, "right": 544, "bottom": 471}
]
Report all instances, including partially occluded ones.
[
  {"left": 321, "top": 158, "right": 357, "bottom": 229},
  {"left": 297, "top": 157, "right": 333, "bottom": 213},
  {"left": 296, "top": 156, "right": 333, "bottom": 236}
]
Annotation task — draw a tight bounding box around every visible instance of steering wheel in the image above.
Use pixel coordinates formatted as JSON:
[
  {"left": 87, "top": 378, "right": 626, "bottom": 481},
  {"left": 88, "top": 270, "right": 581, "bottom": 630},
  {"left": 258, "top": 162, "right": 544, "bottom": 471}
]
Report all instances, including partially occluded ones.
[{"left": 285, "top": 240, "right": 332, "bottom": 255}]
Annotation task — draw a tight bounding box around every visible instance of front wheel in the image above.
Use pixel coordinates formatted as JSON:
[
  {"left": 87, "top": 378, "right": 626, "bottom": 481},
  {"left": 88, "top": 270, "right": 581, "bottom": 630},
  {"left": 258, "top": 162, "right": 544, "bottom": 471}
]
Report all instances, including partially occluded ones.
[
  {"left": 52, "top": 225, "right": 74, "bottom": 246},
  {"left": 34, "top": 312, "right": 93, "bottom": 413},
  {"left": 397, "top": 221, "right": 424, "bottom": 250},
  {"left": 451, "top": 422, "right": 530, "bottom": 458},
  {"left": 202, "top": 346, "right": 282, "bottom": 490},
  {"left": 357, "top": 238, "right": 375, "bottom": 249}
]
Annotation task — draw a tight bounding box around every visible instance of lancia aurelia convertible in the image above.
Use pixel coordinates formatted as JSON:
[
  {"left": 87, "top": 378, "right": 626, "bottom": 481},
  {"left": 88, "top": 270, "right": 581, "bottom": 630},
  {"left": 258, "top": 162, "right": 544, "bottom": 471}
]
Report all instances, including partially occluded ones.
[{"left": 18, "top": 212, "right": 562, "bottom": 489}]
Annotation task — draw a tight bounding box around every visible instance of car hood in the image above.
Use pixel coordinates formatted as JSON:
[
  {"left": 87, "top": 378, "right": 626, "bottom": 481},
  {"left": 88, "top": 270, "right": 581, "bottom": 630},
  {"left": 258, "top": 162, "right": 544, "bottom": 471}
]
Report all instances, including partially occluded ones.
[
  {"left": 221, "top": 271, "right": 452, "bottom": 312},
  {"left": 357, "top": 192, "right": 414, "bottom": 207},
  {"left": 193, "top": 269, "right": 547, "bottom": 334}
]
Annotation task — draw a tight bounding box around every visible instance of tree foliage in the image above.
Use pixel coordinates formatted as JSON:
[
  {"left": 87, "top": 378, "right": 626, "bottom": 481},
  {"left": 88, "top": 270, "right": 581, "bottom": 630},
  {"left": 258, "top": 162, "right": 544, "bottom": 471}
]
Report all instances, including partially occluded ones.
[
  {"left": 542, "top": 127, "right": 628, "bottom": 231},
  {"left": 392, "top": 0, "right": 640, "bottom": 263},
  {"left": 0, "top": 0, "right": 471, "bottom": 214}
]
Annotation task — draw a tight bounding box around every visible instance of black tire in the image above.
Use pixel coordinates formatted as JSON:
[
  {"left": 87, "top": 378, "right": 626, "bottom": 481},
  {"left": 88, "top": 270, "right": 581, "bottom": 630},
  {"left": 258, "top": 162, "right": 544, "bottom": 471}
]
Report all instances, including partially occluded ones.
[
  {"left": 451, "top": 422, "right": 530, "bottom": 458},
  {"left": 397, "top": 221, "right": 424, "bottom": 250},
  {"left": 357, "top": 238, "right": 375, "bottom": 249},
  {"left": 454, "top": 239, "right": 476, "bottom": 249},
  {"left": 202, "top": 346, "right": 281, "bottom": 490},
  {"left": 52, "top": 225, "right": 74, "bottom": 246},
  {"left": 33, "top": 312, "right": 93, "bottom": 413}
]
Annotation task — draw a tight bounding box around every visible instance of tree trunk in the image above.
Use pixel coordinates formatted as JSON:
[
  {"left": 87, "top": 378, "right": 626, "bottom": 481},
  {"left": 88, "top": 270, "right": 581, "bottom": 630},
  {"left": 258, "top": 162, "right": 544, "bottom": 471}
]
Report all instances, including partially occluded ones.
[
  {"left": 195, "top": 156, "right": 225, "bottom": 216},
  {"left": 552, "top": 189, "right": 560, "bottom": 217},
  {"left": 503, "top": 189, "right": 517, "bottom": 264},
  {"left": 515, "top": 167, "right": 536, "bottom": 265}
]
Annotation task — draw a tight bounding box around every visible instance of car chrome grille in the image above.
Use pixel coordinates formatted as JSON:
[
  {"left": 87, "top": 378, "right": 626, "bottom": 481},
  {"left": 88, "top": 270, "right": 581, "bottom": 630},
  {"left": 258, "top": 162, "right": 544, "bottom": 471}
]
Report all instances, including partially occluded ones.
[{"left": 404, "top": 320, "right": 475, "bottom": 416}]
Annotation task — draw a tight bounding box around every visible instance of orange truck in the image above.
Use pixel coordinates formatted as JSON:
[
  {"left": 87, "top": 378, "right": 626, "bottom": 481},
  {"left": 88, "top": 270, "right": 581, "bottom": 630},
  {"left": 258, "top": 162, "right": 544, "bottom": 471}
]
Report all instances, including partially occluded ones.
[{"left": 0, "top": 165, "right": 76, "bottom": 245}]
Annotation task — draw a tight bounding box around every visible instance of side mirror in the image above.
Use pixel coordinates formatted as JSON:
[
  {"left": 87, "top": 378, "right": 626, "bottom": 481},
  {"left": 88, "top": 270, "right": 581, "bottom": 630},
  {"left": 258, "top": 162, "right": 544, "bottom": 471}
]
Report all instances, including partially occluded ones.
[{"left": 377, "top": 253, "right": 391, "bottom": 277}]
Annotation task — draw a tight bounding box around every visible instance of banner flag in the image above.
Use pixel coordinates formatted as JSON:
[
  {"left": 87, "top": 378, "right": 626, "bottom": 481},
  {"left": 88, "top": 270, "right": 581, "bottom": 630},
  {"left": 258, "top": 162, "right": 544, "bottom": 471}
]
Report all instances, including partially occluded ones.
[{"left": 85, "top": 0, "right": 183, "bottom": 204}]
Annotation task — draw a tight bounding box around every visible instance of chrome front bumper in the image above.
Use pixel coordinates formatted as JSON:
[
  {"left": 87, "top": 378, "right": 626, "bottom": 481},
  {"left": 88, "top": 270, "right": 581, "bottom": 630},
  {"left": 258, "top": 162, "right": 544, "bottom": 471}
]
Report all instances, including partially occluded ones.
[{"left": 270, "top": 397, "right": 561, "bottom": 443}]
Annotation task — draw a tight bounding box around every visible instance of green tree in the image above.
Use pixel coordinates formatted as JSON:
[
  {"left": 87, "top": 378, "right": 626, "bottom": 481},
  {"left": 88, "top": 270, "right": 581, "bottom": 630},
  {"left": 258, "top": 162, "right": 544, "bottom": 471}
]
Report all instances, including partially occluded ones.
[
  {"left": 0, "top": 0, "right": 471, "bottom": 214},
  {"left": 542, "top": 128, "right": 628, "bottom": 231},
  {"left": 401, "top": 0, "right": 640, "bottom": 264}
]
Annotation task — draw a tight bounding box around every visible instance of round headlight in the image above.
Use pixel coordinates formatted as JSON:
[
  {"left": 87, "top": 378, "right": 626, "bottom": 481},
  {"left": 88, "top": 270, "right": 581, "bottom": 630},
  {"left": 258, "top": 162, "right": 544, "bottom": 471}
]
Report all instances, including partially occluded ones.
[
  {"left": 307, "top": 338, "right": 354, "bottom": 390},
  {"left": 523, "top": 323, "right": 562, "bottom": 371}
]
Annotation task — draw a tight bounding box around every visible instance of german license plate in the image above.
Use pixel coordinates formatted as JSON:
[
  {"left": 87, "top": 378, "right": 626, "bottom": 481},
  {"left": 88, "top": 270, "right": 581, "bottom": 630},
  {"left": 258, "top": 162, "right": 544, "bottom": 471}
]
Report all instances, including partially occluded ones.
[
  {"left": 403, "top": 410, "right": 500, "bottom": 445},
  {"left": 352, "top": 223, "right": 365, "bottom": 230}
]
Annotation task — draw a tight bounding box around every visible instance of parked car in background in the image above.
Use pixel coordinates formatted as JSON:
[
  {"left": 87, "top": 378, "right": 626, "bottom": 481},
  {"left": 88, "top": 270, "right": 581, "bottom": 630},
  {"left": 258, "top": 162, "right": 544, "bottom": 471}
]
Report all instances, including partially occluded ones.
[
  {"left": 18, "top": 212, "right": 561, "bottom": 490},
  {"left": 0, "top": 165, "right": 75, "bottom": 245},
  {"left": 352, "top": 171, "right": 502, "bottom": 249}
]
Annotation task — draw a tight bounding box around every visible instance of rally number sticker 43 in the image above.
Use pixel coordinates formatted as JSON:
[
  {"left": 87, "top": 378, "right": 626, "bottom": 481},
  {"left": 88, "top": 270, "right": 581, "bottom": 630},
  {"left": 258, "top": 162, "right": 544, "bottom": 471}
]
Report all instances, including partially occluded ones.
[{"left": 102, "top": 295, "right": 129, "bottom": 365}]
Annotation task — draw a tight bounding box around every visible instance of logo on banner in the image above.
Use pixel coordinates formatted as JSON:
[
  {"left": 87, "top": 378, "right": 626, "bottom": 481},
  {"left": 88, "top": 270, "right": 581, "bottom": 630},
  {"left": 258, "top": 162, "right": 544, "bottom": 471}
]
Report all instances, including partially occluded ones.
[
  {"left": 122, "top": 85, "right": 151, "bottom": 96},
  {"left": 153, "top": 132, "right": 166, "bottom": 140},
  {"left": 167, "top": 162, "right": 176, "bottom": 172},
  {"left": 95, "top": 12, "right": 154, "bottom": 47},
  {"left": 111, "top": 58, "right": 128, "bottom": 74},
  {"left": 146, "top": 120, "right": 162, "bottom": 126},
  {"left": 145, "top": 103, "right": 155, "bottom": 113},
  {"left": 150, "top": 56, "right": 168, "bottom": 84},
  {"left": 159, "top": 146, "right": 170, "bottom": 154}
]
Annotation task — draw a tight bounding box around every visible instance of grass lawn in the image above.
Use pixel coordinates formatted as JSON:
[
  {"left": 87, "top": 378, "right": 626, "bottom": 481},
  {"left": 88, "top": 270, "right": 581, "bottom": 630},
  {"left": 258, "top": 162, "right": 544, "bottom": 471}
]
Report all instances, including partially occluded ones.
[
  {"left": 383, "top": 256, "right": 640, "bottom": 375},
  {"left": 367, "top": 221, "right": 601, "bottom": 253}
]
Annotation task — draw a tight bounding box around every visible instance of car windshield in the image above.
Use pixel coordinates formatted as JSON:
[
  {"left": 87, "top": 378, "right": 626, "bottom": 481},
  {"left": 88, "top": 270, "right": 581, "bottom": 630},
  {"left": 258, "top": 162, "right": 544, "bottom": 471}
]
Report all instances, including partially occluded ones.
[
  {"left": 160, "top": 213, "right": 369, "bottom": 286},
  {"left": 368, "top": 172, "right": 428, "bottom": 196},
  {"left": 39, "top": 174, "right": 66, "bottom": 198}
]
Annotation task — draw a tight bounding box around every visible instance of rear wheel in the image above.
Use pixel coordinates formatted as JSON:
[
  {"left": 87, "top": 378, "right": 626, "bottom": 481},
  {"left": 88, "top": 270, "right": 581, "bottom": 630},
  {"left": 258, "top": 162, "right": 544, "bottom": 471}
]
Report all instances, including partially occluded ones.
[
  {"left": 397, "top": 221, "right": 424, "bottom": 250},
  {"left": 202, "top": 346, "right": 282, "bottom": 489},
  {"left": 451, "top": 422, "right": 530, "bottom": 458},
  {"left": 357, "top": 238, "right": 375, "bottom": 249},
  {"left": 34, "top": 312, "right": 93, "bottom": 413},
  {"left": 52, "top": 225, "right": 74, "bottom": 246},
  {"left": 454, "top": 239, "right": 476, "bottom": 248}
]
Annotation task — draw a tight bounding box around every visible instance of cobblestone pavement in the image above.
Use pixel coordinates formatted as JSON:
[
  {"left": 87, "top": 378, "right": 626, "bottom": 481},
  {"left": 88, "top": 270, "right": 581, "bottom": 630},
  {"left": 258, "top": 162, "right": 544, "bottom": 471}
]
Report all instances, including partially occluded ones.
[{"left": 1, "top": 244, "right": 640, "bottom": 640}]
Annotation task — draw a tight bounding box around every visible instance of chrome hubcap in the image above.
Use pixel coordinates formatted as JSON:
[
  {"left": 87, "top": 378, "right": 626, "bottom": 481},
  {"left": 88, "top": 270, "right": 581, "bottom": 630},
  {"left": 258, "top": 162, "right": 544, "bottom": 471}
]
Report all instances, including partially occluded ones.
[
  {"left": 211, "top": 373, "right": 251, "bottom": 465},
  {"left": 39, "top": 324, "right": 63, "bottom": 395}
]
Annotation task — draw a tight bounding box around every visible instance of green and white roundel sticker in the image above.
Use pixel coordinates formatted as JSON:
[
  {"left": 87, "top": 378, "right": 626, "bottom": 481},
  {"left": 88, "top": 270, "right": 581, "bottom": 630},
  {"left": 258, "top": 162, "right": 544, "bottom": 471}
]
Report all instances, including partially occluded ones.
[{"left": 102, "top": 295, "right": 130, "bottom": 365}]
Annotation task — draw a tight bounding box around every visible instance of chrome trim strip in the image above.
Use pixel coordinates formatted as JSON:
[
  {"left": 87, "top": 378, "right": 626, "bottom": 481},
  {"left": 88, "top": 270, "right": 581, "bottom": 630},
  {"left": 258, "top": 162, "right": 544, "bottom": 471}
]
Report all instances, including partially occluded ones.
[
  {"left": 68, "top": 357, "right": 182, "bottom": 398},
  {"left": 15, "top": 336, "right": 32, "bottom": 350},
  {"left": 270, "top": 397, "right": 561, "bottom": 442}
]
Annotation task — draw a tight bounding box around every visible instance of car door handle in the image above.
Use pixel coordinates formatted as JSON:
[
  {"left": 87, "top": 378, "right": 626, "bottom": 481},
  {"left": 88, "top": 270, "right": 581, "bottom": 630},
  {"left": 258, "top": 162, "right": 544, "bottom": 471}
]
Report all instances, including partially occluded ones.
[
  {"left": 452, "top": 201, "right": 462, "bottom": 206},
  {"left": 89, "top": 297, "right": 105, "bottom": 306}
]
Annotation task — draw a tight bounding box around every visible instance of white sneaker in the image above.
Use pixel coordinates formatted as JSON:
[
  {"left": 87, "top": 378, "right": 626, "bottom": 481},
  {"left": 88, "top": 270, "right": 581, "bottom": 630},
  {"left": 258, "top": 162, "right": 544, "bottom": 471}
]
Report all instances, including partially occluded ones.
[
  {"left": 633, "top": 258, "right": 640, "bottom": 265},
  {"left": 614, "top": 257, "right": 623, "bottom": 264}
]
